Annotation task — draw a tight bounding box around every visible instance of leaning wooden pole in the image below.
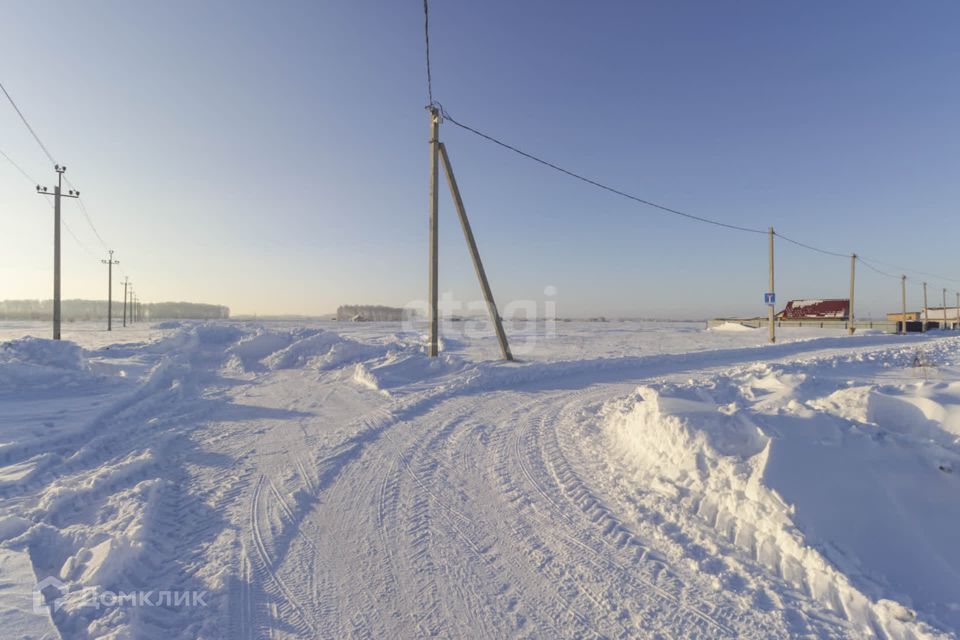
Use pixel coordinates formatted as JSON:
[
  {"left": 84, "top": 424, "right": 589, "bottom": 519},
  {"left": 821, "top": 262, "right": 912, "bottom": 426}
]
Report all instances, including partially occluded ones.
[
  {"left": 438, "top": 142, "right": 513, "bottom": 361},
  {"left": 428, "top": 107, "right": 440, "bottom": 357}
]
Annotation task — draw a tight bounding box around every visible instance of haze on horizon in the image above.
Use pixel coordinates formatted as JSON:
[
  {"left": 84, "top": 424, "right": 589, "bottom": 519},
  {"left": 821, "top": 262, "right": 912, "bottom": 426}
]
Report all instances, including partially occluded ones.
[{"left": 2, "top": 1, "right": 959, "bottom": 320}]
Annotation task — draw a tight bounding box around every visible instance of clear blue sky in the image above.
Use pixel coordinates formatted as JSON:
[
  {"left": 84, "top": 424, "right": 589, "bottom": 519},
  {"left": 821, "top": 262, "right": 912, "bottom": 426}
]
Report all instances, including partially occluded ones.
[{"left": 2, "top": 0, "right": 959, "bottom": 318}]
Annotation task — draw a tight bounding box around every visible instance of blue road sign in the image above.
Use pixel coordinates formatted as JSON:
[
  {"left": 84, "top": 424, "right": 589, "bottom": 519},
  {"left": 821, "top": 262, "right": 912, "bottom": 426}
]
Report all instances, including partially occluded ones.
[{"left": 764, "top": 292, "right": 776, "bottom": 305}]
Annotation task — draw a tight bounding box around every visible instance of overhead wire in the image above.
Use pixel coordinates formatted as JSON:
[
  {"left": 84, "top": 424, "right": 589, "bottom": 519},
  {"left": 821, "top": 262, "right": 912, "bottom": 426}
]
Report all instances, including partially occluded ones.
[
  {"left": 64, "top": 175, "right": 108, "bottom": 250},
  {"left": 419, "top": 3, "right": 960, "bottom": 297},
  {"left": 2, "top": 143, "right": 100, "bottom": 257},
  {"left": 0, "top": 80, "right": 57, "bottom": 167},
  {"left": 61, "top": 216, "right": 98, "bottom": 259},
  {"left": 858, "top": 256, "right": 903, "bottom": 280},
  {"left": 773, "top": 231, "right": 849, "bottom": 259},
  {"left": 1, "top": 79, "right": 111, "bottom": 251},
  {"left": 0, "top": 146, "right": 37, "bottom": 184},
  {"left": 857, "top": 254, "right": 960, "bottom": 285},
  {"left": 422, "top": 0, "right": 434, "bottom": 107},
  {"left": 443, "top": 106, "right": 960, "bottom": 288},
  {"left": 441, "top": 109, "right": 768, "bottom": 235}
]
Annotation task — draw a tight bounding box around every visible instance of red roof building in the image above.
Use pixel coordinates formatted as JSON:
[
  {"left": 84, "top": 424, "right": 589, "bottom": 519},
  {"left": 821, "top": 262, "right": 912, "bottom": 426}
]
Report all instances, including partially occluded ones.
[{"left": 778, "top": 299, "right": 850, "bottom": 320}]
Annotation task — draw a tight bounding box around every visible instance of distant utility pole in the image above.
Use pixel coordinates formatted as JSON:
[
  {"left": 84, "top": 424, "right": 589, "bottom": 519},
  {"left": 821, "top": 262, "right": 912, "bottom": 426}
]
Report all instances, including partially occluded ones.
[
  {"left": 122, "top": 277, "right": 130, "bottom": 327},
  {"left": 101, "top": 250, "right": 119, "bottom": 330},
  {"left": 943, "top": 288, "right": 948, "bottom": 329},
  {"left": 129, "top": 288, "right": 135, "bottom": 324},
  {"left": 901, "top": 275, "right": 907, "bottom": 335},
  {"left": 956, "top": 292, "right": 959, "bottom": 330},
  {"left": 36, "top": 164, "right": 80, "bottom": 340},
  {"left": 768, "top": 227, "right": 775, "bottom": 343},
  {"left": 848, "top": 254, "right": 856, "bottom": 335},
  {"left": 923, "top": 282, "right": 929, "bottom": 332}
]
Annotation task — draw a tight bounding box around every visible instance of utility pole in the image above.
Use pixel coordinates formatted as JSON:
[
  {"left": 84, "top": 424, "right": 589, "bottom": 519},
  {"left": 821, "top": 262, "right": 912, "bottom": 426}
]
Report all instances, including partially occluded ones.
[
  {"left": 101, "top": 250, "right": 119, "bottom": 330},
  {"left": 421, "top": 107, "right": 512, "bottom": 361},
  {"left": 848, "top": 254, "right": 856, "bottom": 335},
  {"left": 956, "top": 292, "right": 959, "bottom": 330},
  {"left": 36, "top": 165, "right": 79, "bottom": 340},
  {"left": 901, "top": 275, "right": 907, "bottom": 335},
  {"left": 768, "top": 227, "right": 775, "bottom": 343},
  {"left": 923, "top": 282, "right": 929, "bottom": 332},
  {"left": 129, "top": 288, "right": 135, "bottom": 324},
  {"left": 427, "top": 106, "right": 440, "bottom": 357},
  {"left": 438, "top": 142, "right": 513, "bottom": 360},
  {"left": 943, "top": 288, "right": 948, "bottom": 329},
  {"left": 122, "top": 278, "right": 129, "bottom": 327}
]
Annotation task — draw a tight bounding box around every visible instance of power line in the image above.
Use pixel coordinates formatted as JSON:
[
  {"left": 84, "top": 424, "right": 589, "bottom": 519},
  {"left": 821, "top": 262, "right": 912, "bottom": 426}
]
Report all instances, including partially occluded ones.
[
  {"left": 1, "top": 80, "right": 111, "bottom": 250},
  {"left": 417, "top": 10, "right": 958, "bottom": 286},
  {"left": 0, "top": 146, "right": 97, "bottom": 256},
  {"left": 0, "top": 146, "right": 37, "bottom": 184},
  {"left": 438, "top": 108, "right": 960, "bottom": 288},
  {"left": 63, "top": 176, "right": 108, "bottom": 249},
  {"left": 773, "top": 231, "right": 849, "bottom": 259},
  {"left": 61, "top": 216, "right": 98, "bottom": 258},
  {"left": 440, "top": 109, "right": 767, "bottom": 235},
  {"left": 423, "top": 0, "right": 434, "bottom": 106},
  {"left": 858, "top": 256, "right": 901, "bottom": 280},
  {"left": 0, "top": 80, "right": 57, "bottom": 167},
  {"left": 858, "top": 254, "right": 960, "bottom": 285}
]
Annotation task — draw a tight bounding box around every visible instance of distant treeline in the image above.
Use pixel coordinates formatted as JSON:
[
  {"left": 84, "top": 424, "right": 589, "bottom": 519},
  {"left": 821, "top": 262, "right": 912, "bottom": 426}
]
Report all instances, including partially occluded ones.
[
  {"left": 336, "top": 305, "right": 410, "bottom": 322},
  {"left": 0, "top": 300, "right": 229, "bottom": 321}
]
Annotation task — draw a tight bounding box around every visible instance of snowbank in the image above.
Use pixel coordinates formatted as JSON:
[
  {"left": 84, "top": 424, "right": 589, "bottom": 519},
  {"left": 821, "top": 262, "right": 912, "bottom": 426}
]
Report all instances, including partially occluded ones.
[
  {"left": 710, "top": 322, "right": 756, "bottom": 332},
  {"left": 0, "top": 337, "right": 96, "bottom": 393},
  {"left": 0, "top": 337, "right": 87, "bottom": 370},
  {"left": 353, "top": 352, "right": 467, "bottom": 394},
  {"left": 604, "top": 352, "right": 960, "bottom": 637}
]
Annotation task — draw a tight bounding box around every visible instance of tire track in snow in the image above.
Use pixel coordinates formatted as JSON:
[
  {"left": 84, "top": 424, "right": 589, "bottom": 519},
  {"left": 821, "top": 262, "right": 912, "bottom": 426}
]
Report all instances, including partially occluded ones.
[
  {"left": 235, "top": 547, "right": 254, "bottom": 640},
  {"left": 375, "top": 456, "right": 411, "bottom": 629},
  {"left": 520, "top": 389, "right": 740, "bottom": 636},
  {"left": 249, "top": 474, "right": 318, "bottom": 637},
  {"left": 481, "top": 391, "right": 735, "bottom": 638},
  {"left": 549, "top": 382, "right": 876, "bottom": 638},
  {"left": 379, "top": 425, "right": 581, "bottom": 639}
]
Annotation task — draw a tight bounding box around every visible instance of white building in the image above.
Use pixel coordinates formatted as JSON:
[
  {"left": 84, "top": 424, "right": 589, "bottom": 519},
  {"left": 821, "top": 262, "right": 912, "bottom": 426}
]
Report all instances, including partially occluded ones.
[{"left": 920, "top": 307, "right": 960, "bottom": 326}]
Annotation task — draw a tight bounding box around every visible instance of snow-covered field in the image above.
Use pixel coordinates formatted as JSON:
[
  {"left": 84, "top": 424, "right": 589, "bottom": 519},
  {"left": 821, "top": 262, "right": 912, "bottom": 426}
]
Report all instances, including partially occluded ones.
[{"left": 0, "top": 319, "right": 958, "bottom": 639}]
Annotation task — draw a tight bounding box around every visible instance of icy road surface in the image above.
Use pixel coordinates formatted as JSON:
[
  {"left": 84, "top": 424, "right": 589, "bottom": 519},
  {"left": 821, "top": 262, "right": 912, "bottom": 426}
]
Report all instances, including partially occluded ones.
[{"left": 0, "top": 320, "right": 957, "bottom": 639}]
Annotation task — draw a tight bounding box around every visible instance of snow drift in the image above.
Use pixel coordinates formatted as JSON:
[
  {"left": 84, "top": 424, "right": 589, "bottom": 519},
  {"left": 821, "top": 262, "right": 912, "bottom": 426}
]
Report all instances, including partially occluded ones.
[{"left": 605, "top": 353, "right": 960, "bottom": 638}]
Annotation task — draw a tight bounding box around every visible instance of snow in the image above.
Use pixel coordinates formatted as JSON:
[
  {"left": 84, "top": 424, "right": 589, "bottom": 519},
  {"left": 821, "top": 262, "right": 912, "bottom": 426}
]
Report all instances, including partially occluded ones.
[
  {"left": 0, "top": 548, "right": 60, "bottom": 638},
  {"left": 710, "top": 321, "right": 757, "bottom": 332},
  {"left": 0, "top": 319, "right": 958, "bottom": 638}
]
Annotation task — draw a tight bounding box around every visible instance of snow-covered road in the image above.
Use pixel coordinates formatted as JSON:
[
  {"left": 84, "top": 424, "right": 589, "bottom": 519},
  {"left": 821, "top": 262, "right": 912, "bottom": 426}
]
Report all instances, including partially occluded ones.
[{"left": 1, "top": 321, "right": 957, "bottom": 639}]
